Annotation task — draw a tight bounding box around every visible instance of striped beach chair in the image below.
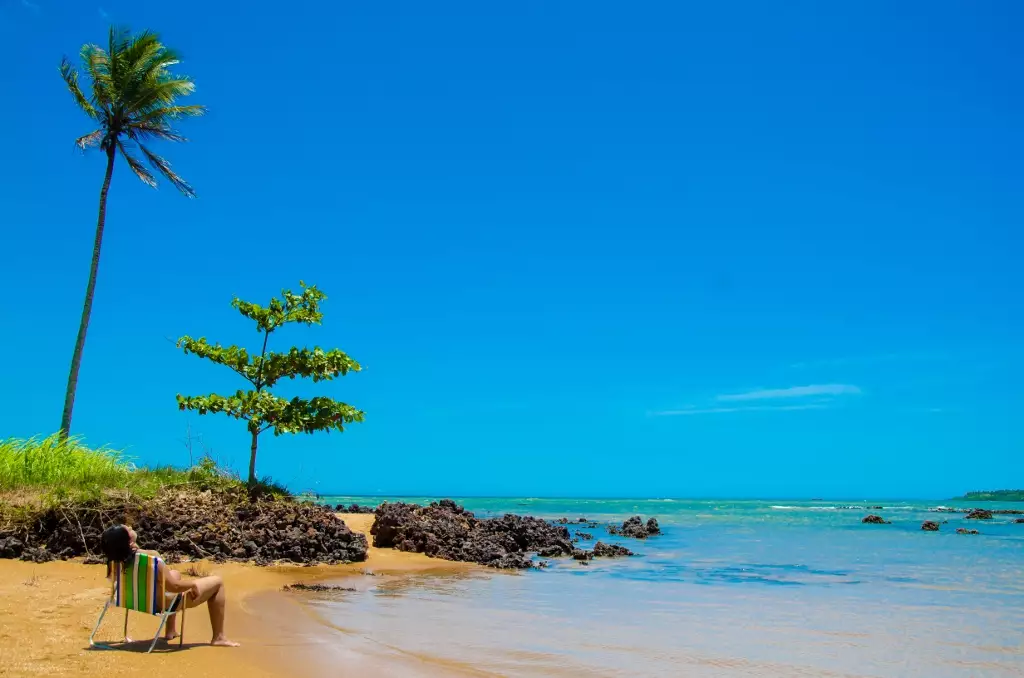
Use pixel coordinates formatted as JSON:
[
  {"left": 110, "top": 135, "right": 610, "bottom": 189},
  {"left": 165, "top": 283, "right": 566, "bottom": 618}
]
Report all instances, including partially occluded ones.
[{"left": 89, "top": 552, "right": 188, "bottom": 653}]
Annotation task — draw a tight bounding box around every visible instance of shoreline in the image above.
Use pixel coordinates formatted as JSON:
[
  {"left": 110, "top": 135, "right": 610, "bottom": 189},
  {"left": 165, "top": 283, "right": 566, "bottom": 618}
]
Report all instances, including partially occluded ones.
[{"left": 0, "top": 513, "right": 479, "bottom": 678}]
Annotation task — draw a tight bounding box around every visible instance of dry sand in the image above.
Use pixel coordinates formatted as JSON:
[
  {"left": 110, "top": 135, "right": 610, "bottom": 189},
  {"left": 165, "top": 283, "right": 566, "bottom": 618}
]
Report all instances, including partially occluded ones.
[{"left": 0, "top": 514, "right": 476, "bottom": 678}]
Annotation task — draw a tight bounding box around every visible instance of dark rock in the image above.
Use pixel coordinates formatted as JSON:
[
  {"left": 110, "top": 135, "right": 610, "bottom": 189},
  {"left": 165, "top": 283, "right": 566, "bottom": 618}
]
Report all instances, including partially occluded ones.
[
  {"left": 992, "top": 509, "right": 1024, "bottom": 515},
  {"left": 966, "top": 509, "right": 994, "bottom": 520},
  {"left": 1014, "top": 518, "right": 1024, "bottom": 524},
  {"left": 921, "top": 521, "right": 940, "bottom": 532},
  {"left": 870, "top": 506, "right": 884, "bottom": 510},
  {"left": 0, "top": 489, "right": 368, "bottom": 566},
  {"left": 283, "top": 583, "right": 356, "bottom": 592},
  {"left": 956, "top": 528, "right": 980, "bottom": 535},
  {"left": 609, "top": 516, "right": 661, "bottom": 539},
  {"left": 572, "top": 549, "right": 593, "bottom": 561},
  {"left": 335, "top": 503, "right": 376, "bottom": 514},
  {"left": 575, "top": 531, "right": 594, "bottom": 541},
  {"left": 371, "top": 500, "right": 574, "bottom": 569},
  {"left": 0, "top": 537, "right": 24, "bottom": 559},
  {"left": 19, "top": 547, "right": 54, "bottom": 563},
  {"left": 593, "top": 541, "right": 633, "bottom": 558},
  {"left": 862, "top": 515, "right": 891, "bottom": 524}
]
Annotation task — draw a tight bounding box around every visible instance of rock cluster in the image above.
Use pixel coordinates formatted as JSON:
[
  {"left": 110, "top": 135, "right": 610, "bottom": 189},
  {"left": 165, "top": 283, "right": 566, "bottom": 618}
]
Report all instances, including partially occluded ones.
[
  {"left": 1014, "top": 519, "right": 1024, "bottom": 524},
  {"left": 608, "top": 516, "right": 661, "bottom": 539},
  {"left": 335, "top": 503, "right": 377, "bottom": 514},
  {"left": 921, "top": 521, "right": 940, "bottom": 531},
  {"left": 956, "top": 528, "right": 980, "bottom": 535},
  {"left": 0, "top": 490, "right": 368, "bottom": 565},
  {"left": 965, "top": 509, "right": 993, "bottom": 520},
  {"left": 370, "top": 500, "right": 575, "bottom": 569},
  {"left": 593, "top": 541, "right": 634, "bottom": 557},
  {"left": 862, "top": 515, "right": 891, "bottom": 524},
  {"left": 282, "top": 583, "right": 356, "bottom": 592}
]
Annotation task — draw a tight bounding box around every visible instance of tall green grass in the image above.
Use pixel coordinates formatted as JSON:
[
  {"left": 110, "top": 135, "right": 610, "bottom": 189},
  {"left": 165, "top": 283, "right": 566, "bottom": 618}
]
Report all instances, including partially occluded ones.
[
  {"left": 0, "top": 435, "right": 290, "bottom": 503},
  {"left": 0, "top": 435, "right": 135, "bottom": 492}
]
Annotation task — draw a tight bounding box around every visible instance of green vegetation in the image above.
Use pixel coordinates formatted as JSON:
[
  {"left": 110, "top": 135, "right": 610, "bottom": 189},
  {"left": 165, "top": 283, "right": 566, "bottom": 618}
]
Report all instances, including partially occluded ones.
[
  {"left": 0, "top": 435, "right": 288, "bottom": 507},
  {"left": 960, "top": 490, "right": 1024, "bottom": 502},
  {"left": 58, "top": 26, "right": 204, "bottom": 439},
  {"left": 176, "top": 282, "right": 364, "bottom": 485}
]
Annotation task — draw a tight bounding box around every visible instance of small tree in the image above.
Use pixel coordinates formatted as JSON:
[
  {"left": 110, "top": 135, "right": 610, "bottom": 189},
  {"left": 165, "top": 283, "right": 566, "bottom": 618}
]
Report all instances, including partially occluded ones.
[{"left": 176, "top": 282, "right": 364, "bottom": 485}]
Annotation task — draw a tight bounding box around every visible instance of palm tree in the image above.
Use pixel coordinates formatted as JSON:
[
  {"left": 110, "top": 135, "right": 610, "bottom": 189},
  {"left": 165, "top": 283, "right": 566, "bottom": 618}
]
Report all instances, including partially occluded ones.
[{"left": 58, "top": 27, "right": 204, "bottom": 438}]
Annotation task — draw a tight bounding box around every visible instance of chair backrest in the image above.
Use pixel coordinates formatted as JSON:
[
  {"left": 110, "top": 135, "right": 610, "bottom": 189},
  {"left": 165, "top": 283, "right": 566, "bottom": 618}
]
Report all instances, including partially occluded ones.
[{"left": 110, "top": 553, "right": 167, "bottom": 615}]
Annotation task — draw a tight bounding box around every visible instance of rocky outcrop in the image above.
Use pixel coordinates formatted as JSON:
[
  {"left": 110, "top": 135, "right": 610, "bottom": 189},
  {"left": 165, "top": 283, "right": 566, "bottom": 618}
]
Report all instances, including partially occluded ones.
[
  {"left": 862, "top": 515, "right": 891, "bottom": 524},
  {"left": 593, "top": 541, "right": 634, "bottom": 557},
  {"left": 609, "top": 516, "right": 661, "bottom": 539},
  {"left": 956, "top": 528, "right": 980, "bottom": 535},
  {"left": 335, "top": 503, "right": 377, "bottom": 514},
  {"left": 1014, "top": 518, "right": 1024, "bottom": 524},
  {"left": 0, "top": 489, "right": 368, "bottom": 566},
  {"left": 575, "top": 531, "right": 594, "bottom": 541},
  {"left": 921, "top": 521, "right": 940, "bottom": 531},
  {"left": 370, "top": 500, "right": 574, "bottom": 569},
  {"left": 965, "top": 509, "right": 993, "bottom": 520}
]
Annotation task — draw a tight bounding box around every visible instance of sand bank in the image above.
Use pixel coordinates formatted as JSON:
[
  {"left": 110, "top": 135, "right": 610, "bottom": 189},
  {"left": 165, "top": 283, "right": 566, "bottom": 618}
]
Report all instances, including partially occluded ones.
[{"left": 0, "top": 513, "right": 477, "bottom": 677}]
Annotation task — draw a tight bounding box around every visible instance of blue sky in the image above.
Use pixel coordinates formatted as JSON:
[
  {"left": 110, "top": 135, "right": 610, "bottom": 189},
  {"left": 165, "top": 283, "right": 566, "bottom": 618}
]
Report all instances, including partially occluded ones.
[{"left": 1, "top": 1, "right": 1021, "bottom": 498}]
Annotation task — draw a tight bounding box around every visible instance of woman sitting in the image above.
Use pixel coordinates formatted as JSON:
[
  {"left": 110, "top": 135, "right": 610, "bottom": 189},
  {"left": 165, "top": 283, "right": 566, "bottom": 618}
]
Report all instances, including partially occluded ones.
[{"left": 100, "top": 524, "right": 240, "bottom": 647}]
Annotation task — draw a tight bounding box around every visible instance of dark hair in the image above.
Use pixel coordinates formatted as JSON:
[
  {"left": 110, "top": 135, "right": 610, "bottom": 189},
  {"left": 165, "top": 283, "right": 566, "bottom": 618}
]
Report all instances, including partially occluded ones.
[{"left": 100, "top": 525, "right": 135, "bottom": 577}]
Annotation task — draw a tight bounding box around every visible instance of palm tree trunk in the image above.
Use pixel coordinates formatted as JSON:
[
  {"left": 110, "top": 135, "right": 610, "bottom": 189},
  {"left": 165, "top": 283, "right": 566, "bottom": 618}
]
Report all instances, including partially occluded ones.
[
  {"left": 60, "top": 145, "right": 116, "bottom": 439},
  {"left": 248, "top": 431, "right": 259, "bottom": 485}
]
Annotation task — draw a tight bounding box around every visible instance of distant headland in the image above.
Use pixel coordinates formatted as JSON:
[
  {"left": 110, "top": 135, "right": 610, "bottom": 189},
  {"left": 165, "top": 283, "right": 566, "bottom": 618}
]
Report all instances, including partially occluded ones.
[{"left": 959, "top": 490, "right": 1024, "bottom": 502}]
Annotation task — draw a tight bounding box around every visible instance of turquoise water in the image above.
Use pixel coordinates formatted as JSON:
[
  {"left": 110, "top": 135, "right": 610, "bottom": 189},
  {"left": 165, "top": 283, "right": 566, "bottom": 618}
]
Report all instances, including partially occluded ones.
[{"left": 312, "top": 497, "right": 1024, "bottom": 677}]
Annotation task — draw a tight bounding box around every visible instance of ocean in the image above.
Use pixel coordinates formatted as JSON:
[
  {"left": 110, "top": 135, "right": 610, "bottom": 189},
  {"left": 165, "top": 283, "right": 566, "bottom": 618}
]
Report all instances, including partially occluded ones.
[{"left": 308, "top": 497, "right": 1024, "bottom": 677}]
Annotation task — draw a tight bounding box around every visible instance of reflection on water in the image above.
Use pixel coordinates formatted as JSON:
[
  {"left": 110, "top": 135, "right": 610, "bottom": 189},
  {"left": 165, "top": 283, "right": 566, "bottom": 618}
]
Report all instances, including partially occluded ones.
[{"left": 314, "top": 498, "right": 1024, "bottom": 677}]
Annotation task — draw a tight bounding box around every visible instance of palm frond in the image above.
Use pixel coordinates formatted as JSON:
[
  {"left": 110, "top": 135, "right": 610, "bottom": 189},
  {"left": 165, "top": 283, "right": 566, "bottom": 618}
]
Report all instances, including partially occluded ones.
[
  {"left": 75, "top": 130, "right": 104, "bottom": 150},
  {"left": 58, "top": 59, "right": 97, "bottom": 119},
  {"left": 117, "top": 140, "right": 157, "bottom": 187},
  {"left": 130, "top": 77, "right": 196, "bottom": 114},
  {"left": 136, "top": 105, "right": 206, "bottom": 122},
  {"left": 81, "top": 44, "right": 113, "bottom": 109},
  {"left": 139, "top": 143, "right": 195, "bottom": 198},
  {"left": 125, "top": 121, "right": 187, "bottom": 143}
]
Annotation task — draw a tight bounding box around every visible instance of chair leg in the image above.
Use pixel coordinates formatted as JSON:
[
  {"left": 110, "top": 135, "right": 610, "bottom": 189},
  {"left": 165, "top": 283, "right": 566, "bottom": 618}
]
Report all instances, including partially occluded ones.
[
  {"left": 179, "top": 602, "right": 186, "bottom": 649},
  {"left": 123, "top": 608, "right": 129, "bottom": 641},
  {"left": 149, "top": 612, "right": 170, "bottom": 654},
  {"left": 88, "top": 601, "right": 111, "bottom": 648}
]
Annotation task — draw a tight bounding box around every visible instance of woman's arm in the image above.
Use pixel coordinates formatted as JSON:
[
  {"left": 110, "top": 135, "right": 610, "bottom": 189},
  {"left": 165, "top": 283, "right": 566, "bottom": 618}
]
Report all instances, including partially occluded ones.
[{"left": 159, "top": 560, "right": 201, "bottom": 597}]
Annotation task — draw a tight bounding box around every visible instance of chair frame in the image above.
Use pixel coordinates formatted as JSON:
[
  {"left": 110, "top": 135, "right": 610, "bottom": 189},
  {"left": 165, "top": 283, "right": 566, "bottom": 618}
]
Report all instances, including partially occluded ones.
[{"left": 89, "top": 556, "right": 188, "bottom": 654}]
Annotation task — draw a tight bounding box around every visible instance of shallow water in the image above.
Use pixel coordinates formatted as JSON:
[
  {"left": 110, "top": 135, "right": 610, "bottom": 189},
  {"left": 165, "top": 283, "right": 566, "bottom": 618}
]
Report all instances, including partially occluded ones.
[{"left": 314, "top": 497, "right": 1024, "bottom": 677}]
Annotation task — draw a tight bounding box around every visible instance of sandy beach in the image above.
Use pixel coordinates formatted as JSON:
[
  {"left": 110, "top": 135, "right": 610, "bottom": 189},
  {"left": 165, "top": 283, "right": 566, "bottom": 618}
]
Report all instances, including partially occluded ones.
[{"left": 0, "top": 514, "right": 475, "bottom": 678}]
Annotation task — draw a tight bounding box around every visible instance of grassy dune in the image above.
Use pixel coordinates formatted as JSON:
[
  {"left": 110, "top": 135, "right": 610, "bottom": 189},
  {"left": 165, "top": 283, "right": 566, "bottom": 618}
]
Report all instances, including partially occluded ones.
[{"left": 0, "top": 434, "right": 286, "bottom": 506}]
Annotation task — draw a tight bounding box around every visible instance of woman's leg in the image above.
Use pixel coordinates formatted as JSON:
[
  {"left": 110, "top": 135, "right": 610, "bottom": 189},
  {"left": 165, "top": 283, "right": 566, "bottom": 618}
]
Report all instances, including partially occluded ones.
[
  {"left": 163, "top": 612, "right": 179, "bottom": 639},
  {"left": 185, "top": 575, "right": 240, "bottom": 646}
]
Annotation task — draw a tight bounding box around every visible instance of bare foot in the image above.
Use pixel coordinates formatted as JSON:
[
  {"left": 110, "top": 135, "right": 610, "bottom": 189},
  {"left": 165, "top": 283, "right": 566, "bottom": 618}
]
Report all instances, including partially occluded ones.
[
  {"left": 161, "top": 633, "right": 180, "bottom": 642},
  {"left": 211, "top": 636, "right": 240, "bottom": 647}
]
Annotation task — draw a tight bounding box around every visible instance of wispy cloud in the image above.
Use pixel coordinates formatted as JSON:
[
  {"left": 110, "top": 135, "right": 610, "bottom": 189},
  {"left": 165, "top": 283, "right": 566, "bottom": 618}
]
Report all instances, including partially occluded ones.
[
  {"left": 98, "top": 6, "right": 108, "bottom": 18},
  {"left": 653, "top": 403, "right": 828, "bottom": 416},
  {"left": 651, "top": 382, "right": 862, "bottom": 417},
  {"left": 20, "top": 0, "right": 41, "bottom": 13},
  {"left": 717, "top": 384, "right": 861, "bottom": 402}
]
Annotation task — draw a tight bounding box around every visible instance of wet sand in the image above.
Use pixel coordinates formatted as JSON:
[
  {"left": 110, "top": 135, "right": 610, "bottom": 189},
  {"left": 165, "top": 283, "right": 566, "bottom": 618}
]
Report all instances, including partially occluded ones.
[{"left": 0, "top": 513, "right": 476, "bottom": 678}]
